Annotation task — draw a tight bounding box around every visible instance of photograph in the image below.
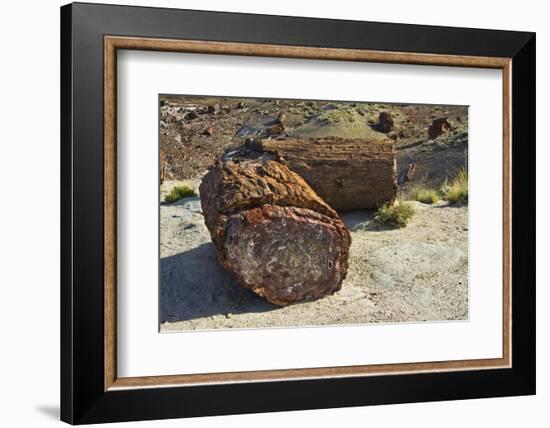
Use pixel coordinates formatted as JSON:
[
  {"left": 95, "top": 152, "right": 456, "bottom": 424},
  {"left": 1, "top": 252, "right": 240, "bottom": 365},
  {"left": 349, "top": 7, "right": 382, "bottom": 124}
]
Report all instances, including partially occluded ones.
[{"left": 159, "top": 95, "right": 469, "bottom": 331}]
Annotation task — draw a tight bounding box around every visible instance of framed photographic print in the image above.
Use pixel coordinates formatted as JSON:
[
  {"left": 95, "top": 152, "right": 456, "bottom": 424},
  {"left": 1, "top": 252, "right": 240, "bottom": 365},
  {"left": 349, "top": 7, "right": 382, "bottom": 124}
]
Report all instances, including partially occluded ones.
[{"left": 60, "top": 2, "right": 536, "bottom": 424}]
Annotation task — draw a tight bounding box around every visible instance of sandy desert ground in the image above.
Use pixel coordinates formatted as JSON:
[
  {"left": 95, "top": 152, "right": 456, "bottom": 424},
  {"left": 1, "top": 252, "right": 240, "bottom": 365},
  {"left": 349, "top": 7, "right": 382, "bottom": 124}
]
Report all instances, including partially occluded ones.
[{"left": 160, "top": 182, "right": 468, "bottom": 331}]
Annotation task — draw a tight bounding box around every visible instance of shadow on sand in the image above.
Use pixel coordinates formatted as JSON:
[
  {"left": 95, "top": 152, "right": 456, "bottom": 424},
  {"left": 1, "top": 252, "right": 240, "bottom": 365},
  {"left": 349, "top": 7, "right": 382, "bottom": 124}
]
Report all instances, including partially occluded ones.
[
  {"left": 340, "top": 210, "right": 394, "bottom": 232},
  {"left": 160, "top": 243, "right": 278, "bottom": 323}
]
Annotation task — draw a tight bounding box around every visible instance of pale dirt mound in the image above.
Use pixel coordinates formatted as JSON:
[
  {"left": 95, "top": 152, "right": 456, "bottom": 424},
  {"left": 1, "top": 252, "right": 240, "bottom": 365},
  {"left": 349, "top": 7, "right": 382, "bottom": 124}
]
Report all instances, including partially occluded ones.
[{"left": 288, "top": 108, "right": 388, "bottom": 140}]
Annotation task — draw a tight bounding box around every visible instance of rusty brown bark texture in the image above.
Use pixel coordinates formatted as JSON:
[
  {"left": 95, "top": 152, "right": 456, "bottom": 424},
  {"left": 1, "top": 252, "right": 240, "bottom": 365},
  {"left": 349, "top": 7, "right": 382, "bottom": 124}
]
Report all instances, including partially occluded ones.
[
  {"left": 247, "top": 137, "right": 397, "bottom": 211},
  {"left": 200, "top": 156, "right": 351, "bottom": 306}
]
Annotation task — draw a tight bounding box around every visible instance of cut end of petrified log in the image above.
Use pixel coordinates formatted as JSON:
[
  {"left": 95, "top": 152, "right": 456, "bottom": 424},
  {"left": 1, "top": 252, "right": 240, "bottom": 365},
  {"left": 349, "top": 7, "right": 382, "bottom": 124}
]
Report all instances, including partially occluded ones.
[
  {"left": 223, "top": 205, "right": 350, "bottom": 305},
  {"left": 199, "top": 156, "right": 351, "bottom": 306}
]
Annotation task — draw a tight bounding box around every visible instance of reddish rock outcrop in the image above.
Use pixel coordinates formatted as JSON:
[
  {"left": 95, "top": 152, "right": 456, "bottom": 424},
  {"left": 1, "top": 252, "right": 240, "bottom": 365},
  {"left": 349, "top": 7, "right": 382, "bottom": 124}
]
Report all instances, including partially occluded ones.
[
  {"left": 428, "top": 117, "right": 452, "bottom": 139},
  {"left": 377, "top": 111, "right": 394, "bottom": 133}
]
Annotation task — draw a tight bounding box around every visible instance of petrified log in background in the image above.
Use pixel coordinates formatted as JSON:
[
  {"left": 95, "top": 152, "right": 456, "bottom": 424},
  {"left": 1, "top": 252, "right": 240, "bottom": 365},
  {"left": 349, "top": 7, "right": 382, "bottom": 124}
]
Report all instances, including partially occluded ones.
[
  {"left": 160, "top": 150, "right": 167, "bottom": 184},
  {"left": 246, "top": 137, "right": 397, "bottom": 211},
  {"left": 200, "top": 155, "right": 351, "bottom": 306}
]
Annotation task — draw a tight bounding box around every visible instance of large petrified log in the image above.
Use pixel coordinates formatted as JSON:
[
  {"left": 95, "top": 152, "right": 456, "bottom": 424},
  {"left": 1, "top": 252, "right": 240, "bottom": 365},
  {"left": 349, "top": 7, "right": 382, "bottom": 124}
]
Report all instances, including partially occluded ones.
[
  {"left": 246, "top": 137, "right": 397, "bottom": 211},
  {"left": 200, "top": 154, "right": 351, "bottom": 306}
]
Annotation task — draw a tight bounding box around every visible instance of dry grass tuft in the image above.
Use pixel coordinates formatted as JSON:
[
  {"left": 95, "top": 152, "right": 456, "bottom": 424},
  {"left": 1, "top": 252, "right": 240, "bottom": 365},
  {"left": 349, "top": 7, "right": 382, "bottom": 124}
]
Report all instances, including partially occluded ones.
[
  {"left": 411, "top": 186, "right": 440, "bottom": 204},
  {"left": 442, "top": 168, "right": 468, "bottom": 204},
  {"left": 164, "top": 185, "right": 197, "bottom": 203}
]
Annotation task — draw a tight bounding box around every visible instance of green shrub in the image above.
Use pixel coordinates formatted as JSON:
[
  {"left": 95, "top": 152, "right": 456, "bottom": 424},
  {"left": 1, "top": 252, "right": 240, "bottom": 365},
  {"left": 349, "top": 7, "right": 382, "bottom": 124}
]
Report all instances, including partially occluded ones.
[
  {"left": 442, "top": 168, "right": 468, "bottom": 204},
  {"left": 164, "top": 185, "right": 197, "bottom": 203},
  {"left": 375, "top": 201, "right": 415, "bottom": 228},
  {"left": 411, "top": 186, "right": 440, "bottom": 204}
]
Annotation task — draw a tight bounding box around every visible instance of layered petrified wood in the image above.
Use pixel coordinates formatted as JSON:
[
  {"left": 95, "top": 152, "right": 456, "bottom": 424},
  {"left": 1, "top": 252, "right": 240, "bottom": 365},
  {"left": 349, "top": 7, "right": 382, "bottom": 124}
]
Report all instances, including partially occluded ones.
[
  {"left": 200, "top": 153, "right": 351, "bottom": 306},
  {"left": 246, "top": 137, "right": 397, "bottom": 211}
]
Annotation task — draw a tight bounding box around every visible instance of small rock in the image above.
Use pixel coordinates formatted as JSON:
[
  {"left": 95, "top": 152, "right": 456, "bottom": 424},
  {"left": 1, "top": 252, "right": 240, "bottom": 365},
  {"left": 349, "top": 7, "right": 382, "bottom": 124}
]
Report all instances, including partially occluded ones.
[
  {"left": 185, "top": 110, "right": 198, "bottom": 120},
  {"left": 202, "top": 127, "right": 214, "bottom": 136},
  {"left": 377, "top": 112, "right": 394, "bottom": 133},
  {"left": 237, "top": 101, "right": 245, "bottom": 109},
  {"left": 207, "top": 103, "right": 220, "bottom": 114},
  {"left": 265, "top": 123, "right": 285, "bottom": 136},
  {"left": 428, "top": 117, "right": 452, "bottom": 139},
  {"left": 276, "top": 112, "right": 286, "bottom": 123}
]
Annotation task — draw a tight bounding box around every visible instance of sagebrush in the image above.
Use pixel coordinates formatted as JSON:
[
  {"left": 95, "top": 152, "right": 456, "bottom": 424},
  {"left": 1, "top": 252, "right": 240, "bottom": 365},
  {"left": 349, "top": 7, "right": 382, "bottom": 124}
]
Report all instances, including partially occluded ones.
[{"left": 375, "top": 201, "right": 415, "bottom": 228}]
